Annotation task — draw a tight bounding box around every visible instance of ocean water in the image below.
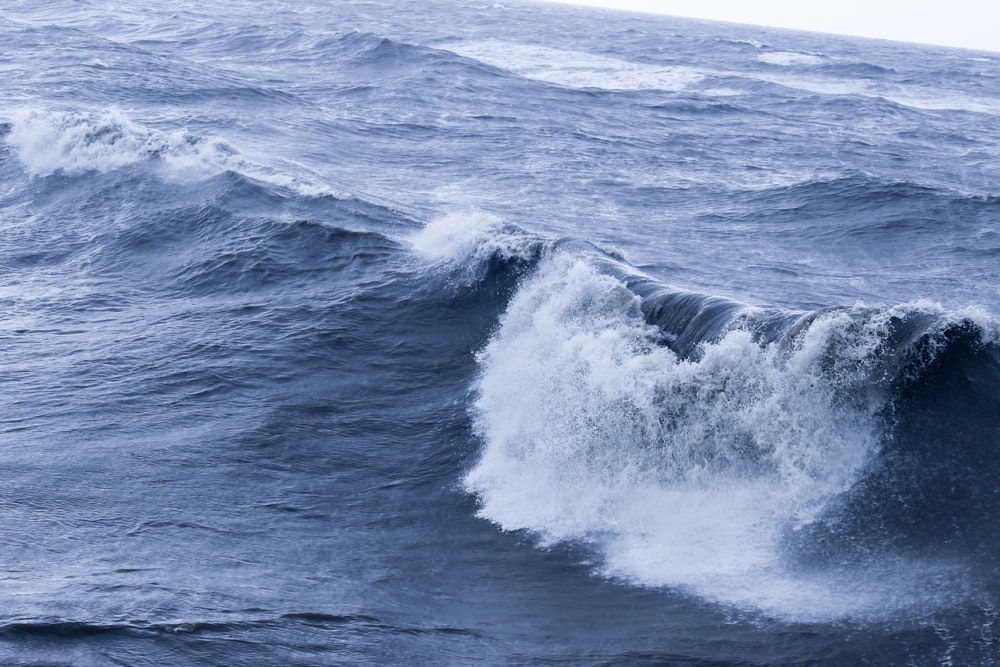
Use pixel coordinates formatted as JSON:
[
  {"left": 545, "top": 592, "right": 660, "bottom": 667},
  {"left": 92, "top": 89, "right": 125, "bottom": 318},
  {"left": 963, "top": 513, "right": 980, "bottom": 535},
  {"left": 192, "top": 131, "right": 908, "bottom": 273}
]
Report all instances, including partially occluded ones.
[{"left": 2, "top": 0, "right": 999, "bottom": 664}]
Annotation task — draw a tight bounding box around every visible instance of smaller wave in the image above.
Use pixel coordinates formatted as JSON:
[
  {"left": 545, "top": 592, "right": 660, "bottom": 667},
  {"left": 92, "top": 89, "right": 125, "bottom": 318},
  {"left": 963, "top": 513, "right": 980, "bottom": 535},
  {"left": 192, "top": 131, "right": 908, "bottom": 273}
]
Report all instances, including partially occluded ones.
[
  {"left": 4, "top": 108, "right": 345, "bottom": 197},
  {"left": 0, "top": 618, "right": 260, "bottom": 639},
  {"left": 722, "top": 38, "right": 767, "bottom": 50},
  {"left": 729, "top": 69, "right": 1000, "bottom": 116},
  {"left": 441, "top": 40, "right": 704, "bottom": 92},
  {"left": 0, "top": 613, "right": 364, "bottom": 639},
  {"left": 818, "top": 61, "right": 898, "bottom": 78},
  {"left": 7, "top": 108, "right": 184, "bottom": 177},
  {"left": 191, "top": 23, "right": 312, "bottom": 59},
  {"left": 299, "top": 31, "right": 495, "bottom": 84},
  {"left": 409, "top": 210, "right": 542, "bottom": 283},
  {"left": 748, "top": 173, "right": 944, "bottom": 210},
  {"left": 0, "top": 620, "right": 130, "bottom": 638},
  {"left": 342, "top": 32, "right": 441, "bottom": 68},
  {"left": 734, "top": 172, "right": 1000, "bottom": 239},
  {"left": 876, "top": 89, "right": 1000, "bottom": 116},
  {"left": 165, "top": 218, "right": 398, "bottom": 297},
  {"left": 758, "top": 51, "right": 825, "bottom": 67}
]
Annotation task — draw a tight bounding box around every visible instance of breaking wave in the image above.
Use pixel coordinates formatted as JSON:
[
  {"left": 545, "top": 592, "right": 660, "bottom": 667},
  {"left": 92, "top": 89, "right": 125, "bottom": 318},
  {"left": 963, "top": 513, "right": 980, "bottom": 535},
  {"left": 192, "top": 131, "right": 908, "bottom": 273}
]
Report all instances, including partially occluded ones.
[
  {"left": 461, "top": 241, "right": 1000, "bottom": 620},
  {"left": 4, "top": 108, "right": 339, "bottom": 196}
]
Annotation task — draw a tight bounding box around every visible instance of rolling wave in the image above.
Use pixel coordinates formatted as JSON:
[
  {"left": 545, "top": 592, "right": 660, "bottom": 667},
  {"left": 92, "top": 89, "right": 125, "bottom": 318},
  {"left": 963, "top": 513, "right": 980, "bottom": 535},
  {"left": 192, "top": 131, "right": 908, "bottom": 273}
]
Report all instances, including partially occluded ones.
[
  {"left": 3, "top": 108, "right": 343, "bottom": 199},
  {"left": 440, "top": 219, "right": 1000, "bottom": 620},
  {"left": 441, "top": 40, "right": 706, "bottom": 92}
]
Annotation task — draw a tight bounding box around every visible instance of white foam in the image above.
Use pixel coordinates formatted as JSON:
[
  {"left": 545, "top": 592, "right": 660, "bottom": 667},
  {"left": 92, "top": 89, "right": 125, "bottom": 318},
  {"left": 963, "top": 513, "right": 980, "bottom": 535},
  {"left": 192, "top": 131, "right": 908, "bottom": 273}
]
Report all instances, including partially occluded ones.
[
  {"left": 876, "top": 89, "right": 1000, "bottom": 116},
  {"left": 443, "top": 40, "right": 704, "bottom": 92},
  {"left": 758, "top": 51, "right": 825, "bottom": 67},
  {"left": 5, "top": 108, "right": 345, "bottom": 195},
  {"left": 464, "top": 253, "right": 957, "bottom": 620},
  {"left": 733, "top": 73, "right": 1000, "bottom": 116},
  {"left": 7, "top": 108, "right": 179, "bottom": 177},
  {"left": 409, "top": 210, "right": 537, "bottom": 267}
]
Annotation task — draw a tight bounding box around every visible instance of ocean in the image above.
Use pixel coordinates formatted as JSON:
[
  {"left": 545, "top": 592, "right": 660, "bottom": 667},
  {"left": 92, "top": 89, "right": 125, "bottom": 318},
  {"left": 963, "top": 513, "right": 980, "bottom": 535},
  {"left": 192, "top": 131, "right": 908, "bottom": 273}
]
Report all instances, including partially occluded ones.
[{"left": 2, "top": 0, "right": 999, "bottom": 664}]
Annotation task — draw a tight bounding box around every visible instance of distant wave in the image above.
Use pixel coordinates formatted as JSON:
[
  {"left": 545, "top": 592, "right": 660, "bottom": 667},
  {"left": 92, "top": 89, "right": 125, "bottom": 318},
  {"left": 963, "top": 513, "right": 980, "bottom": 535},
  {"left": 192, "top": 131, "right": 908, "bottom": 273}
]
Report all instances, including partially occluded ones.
[
  {"left": 3, "top": 108, "right": 342, "bottom": 197},
  {"left": 725, "top": 173, "right": 1000, "bottom": 240},
  {"left": 441, "top": 40, "right": 706, "bottom": 92},
  {"left": 727, "top": 70, "right": 1000, "bottom": 116},
  {"left": 758, "top": 51, "right": 826, "bottom": 67},
  {"left": 1, "top": 127, "right": 411, "bottom": 301}
]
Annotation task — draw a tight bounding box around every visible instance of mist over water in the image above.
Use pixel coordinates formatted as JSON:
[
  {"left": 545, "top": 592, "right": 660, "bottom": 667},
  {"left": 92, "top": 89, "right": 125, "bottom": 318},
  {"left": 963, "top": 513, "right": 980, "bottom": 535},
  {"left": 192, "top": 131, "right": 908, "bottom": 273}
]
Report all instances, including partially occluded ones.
[{"left": 2, "top": 0, "right": 999, "bottom": 664}]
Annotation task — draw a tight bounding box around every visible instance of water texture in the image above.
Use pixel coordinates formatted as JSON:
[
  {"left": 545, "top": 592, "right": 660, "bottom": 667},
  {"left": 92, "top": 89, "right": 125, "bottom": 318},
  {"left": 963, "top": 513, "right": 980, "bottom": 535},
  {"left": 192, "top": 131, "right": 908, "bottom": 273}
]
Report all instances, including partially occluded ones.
[{"left": 1, "top": 0, "right": 999, "bottom": 664}]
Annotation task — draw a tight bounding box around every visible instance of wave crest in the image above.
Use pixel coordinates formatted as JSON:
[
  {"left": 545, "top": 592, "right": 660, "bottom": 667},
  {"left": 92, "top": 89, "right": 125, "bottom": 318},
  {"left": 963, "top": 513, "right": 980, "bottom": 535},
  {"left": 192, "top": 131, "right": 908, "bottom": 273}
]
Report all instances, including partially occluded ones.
[
  {"left": 409, "top": 211, "right": 542, "bottom": 284},
  {"left": 5, "top": 108, "right": 341, "bottom": 197},
  {"left": 464, "top": 250, "right": 997, "bottom": 619},
  {"left": 7, "top": 108, "right": 187, "bottom": 177},
  {"left": 442, "top": 40, "right": 705, "bottom": 92}
]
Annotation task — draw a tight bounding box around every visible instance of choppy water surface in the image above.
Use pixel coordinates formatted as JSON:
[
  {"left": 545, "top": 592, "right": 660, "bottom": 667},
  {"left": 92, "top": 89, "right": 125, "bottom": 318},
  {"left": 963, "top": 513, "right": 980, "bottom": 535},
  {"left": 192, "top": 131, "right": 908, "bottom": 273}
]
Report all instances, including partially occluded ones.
[{"left": 2, "top": 0, "right": 999, "bottom": 664}]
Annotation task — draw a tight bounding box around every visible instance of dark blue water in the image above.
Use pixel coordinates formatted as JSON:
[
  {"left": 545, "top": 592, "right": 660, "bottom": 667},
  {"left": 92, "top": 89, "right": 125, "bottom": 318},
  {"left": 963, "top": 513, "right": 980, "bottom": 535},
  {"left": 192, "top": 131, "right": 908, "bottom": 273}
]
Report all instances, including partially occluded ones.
[{"left": 2, "top": 0, "right": 1000, "bottom": 664}]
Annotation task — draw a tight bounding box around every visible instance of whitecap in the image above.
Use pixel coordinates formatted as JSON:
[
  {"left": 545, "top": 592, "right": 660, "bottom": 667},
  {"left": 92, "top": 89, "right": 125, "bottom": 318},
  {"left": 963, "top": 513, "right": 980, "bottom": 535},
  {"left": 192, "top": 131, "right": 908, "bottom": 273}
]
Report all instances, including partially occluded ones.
[
  {"left": 758, "top": 51, "right": 825, "bottom": 66},
  {"left": 442, "top": 40, "right": 704, "bottom": 92},
  {"left": 5, "top": 107, "right": 346, "bottom": 196},
  {"left": 464, "top": 252, "right": 976, "bottom": 620}
]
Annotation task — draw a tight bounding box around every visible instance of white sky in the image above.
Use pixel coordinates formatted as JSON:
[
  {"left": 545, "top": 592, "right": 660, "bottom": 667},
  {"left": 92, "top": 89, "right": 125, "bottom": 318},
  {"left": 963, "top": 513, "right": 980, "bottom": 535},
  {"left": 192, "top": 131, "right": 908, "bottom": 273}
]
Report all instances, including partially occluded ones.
[{"left": 545, "top": 0, "right": 1000, "bottom": 53}]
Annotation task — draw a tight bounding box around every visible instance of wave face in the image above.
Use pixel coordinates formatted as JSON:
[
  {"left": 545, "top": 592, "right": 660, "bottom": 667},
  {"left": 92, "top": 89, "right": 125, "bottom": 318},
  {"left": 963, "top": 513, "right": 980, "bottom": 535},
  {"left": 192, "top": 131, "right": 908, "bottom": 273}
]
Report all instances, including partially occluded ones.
[
  {"left": 2, "top": 0, "right": 1000, "bottom": 665},
  {"left": 466, "top": 245, "right": 1000, "bottom": 620}
]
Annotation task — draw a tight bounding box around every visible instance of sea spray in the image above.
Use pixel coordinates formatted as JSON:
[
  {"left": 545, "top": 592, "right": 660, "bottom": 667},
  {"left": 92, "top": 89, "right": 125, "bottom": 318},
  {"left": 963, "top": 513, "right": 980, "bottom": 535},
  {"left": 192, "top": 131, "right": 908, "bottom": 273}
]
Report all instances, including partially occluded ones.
[
  {"left": 462, "top": 251, "right": 941, "bottom": 618},
  {"left": 5, "top": 108, "right": 339, "bottom": 196}
]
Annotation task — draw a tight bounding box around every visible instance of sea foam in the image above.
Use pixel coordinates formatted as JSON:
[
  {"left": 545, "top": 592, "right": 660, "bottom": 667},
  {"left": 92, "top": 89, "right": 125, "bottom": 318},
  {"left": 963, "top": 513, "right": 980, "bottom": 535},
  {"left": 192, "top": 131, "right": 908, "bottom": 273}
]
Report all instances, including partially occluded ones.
[
  {"left": 408, "top": 210, "right": 542, "bottom": 286},
  {"left": 5, "top": 108, "right": 342, "bottom": 196},
  {"left": 7, "top": 108, "right": 184, "bottom": 177},
  {"left": 464, "top": 251, "right": 972, "bottom": 620},
  {"left": 443, "top": 40, "right": 704, "bottom": 91}
]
